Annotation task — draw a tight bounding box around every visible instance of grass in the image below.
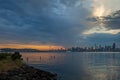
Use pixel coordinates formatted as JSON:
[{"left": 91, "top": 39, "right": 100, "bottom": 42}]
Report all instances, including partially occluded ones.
[{"left": 0, "top": 53, "right": 23, "bottom": 72}]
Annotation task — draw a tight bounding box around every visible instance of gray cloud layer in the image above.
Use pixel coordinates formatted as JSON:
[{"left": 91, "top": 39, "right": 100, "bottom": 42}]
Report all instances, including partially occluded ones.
[
  {"left": 88, "top": 10, "right": 120, "bottom": 30},
  {"left": 103, "top": 10, "right": 120, "bottom": 29},
  {"left": 0, "top": 0, "right": 120, "bottom": 47}
]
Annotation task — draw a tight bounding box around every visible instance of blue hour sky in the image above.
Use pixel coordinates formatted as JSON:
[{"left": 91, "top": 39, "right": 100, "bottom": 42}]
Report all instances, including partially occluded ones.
[{"left": 0, "top": 0, "right": 120, "bottom": 49}]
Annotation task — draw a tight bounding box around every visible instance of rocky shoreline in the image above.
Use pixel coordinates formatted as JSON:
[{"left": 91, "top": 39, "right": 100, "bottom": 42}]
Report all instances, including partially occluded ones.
[{"left": 0, "top": 64, "right": 57, "bottom": 80}]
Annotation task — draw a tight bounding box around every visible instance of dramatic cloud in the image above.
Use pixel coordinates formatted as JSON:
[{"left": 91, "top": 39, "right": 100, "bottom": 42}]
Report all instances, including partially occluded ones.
[
  {"left": 86, "top": 10, "right": 120, "bottom": 35},
  {"left": 0, "top": 0, "right": 120, "bottom": 48},
  {"left": 103, "top": 10, "right": 120, "bottom": 29}
]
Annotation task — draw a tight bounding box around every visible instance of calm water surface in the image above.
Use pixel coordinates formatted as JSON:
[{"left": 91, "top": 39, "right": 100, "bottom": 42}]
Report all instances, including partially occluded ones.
[{"left": 21, "top": 52, "right": 120, "bottom": 80}]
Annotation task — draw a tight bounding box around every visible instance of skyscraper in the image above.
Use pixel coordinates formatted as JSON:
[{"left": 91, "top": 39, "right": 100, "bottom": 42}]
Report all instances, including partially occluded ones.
[{"left": 112, "top": 43, "right": 116, "bottom": 50}]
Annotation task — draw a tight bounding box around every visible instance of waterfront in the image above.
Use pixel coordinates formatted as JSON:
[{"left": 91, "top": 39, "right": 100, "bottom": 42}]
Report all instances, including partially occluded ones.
[{"left": 21, "top": 52, "right": 120, "bottom": 80}]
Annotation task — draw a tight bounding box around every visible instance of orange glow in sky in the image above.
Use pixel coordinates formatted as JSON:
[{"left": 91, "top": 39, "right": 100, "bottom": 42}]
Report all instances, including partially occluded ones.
[{"left": 0, "top": 44, "right": 64, "bottom": 50}]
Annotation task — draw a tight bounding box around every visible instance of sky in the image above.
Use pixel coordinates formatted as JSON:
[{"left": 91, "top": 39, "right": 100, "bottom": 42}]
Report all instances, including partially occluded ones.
[{"left": 0, "top": 0, "right": 120, "bottom": 50}]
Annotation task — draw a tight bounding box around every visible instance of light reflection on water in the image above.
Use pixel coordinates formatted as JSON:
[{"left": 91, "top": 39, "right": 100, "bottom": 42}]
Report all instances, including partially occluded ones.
[{"left": 21, "top": 52, "right": 120, "bottom": 80}]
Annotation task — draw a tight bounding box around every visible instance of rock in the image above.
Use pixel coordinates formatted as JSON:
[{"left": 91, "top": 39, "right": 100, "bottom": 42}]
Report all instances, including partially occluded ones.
[{"left": 0, "top": 64, "right": 57, "bottom": 80}]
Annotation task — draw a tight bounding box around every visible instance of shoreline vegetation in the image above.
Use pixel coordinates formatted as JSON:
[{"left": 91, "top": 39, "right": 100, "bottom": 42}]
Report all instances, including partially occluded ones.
[{"left": 0, "top": 52, "right": 57, "bottom": 80}]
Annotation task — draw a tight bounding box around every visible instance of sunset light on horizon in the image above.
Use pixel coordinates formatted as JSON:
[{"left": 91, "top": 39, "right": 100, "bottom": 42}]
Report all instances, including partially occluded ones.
[{"left": 0, "top": 44, "right": 64, "bottom": 50}]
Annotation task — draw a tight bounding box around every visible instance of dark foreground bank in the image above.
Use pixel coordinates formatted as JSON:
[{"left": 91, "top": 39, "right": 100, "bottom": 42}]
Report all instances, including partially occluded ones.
[
  {"left": 0, "top": 52, "right": 57, "bottom": 80},
  {"left": 0, "top": 64, "right": 57, "bottom": 80}
]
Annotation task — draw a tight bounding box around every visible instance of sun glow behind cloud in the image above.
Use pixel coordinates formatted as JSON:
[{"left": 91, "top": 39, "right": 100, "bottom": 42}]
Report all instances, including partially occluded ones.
[
  {"left": 83, "top": 0, "right": 120, "bottom": 35},
  {"left": 92, "top": 0, "right": 111, "bottom": 17},
  {"left": 93, "top": 5, "right": 105, "bottom": 17}
]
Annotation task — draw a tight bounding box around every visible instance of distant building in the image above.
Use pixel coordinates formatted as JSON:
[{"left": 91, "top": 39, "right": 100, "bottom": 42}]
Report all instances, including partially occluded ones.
[{"left": 112, "top": 43, "right": 116, "bottom": 50}]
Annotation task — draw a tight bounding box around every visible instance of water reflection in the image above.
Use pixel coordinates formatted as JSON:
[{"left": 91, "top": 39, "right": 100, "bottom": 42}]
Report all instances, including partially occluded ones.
[
  {"left": 82, "top": 53, "right": 120, "bottom": 80},
  {"left": 21, "top": 52, "right": 120, "bottom": 80},
  {"left": 22, "top": 52, "right": 66, "bottom": 64}
]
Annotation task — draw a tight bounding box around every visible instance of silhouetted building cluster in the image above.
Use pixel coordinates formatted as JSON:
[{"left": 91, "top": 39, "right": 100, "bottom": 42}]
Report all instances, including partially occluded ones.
[{"left": 67, "top": 43, "right": 120, "bottom": 52}]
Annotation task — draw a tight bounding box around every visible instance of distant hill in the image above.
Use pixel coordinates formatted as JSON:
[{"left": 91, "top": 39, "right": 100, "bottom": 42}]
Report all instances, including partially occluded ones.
[{"left": 0, "top": 48, "right": 42, "bottom": 52}]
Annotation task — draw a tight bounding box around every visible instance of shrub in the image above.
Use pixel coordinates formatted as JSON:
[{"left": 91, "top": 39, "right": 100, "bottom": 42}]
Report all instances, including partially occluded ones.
[
  {"left": 0, "top": 53, "right": 11, "bottom": 60},
  {"left": 11, "top": 52, "right": 22, "bottom": 60},
  {"left": 0, "top": 53, "right": 8, "bottom": 60}
]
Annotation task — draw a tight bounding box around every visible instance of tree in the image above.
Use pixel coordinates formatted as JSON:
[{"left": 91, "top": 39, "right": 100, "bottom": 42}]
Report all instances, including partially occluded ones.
[{"left": 11, "top": 52, "right": 22, "bottom": 60}]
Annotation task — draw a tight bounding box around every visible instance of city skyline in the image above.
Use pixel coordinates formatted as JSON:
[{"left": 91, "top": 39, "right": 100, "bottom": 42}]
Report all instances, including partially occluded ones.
[{"left": 0, "top": 43, "right": 120, "bottom": 52}]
